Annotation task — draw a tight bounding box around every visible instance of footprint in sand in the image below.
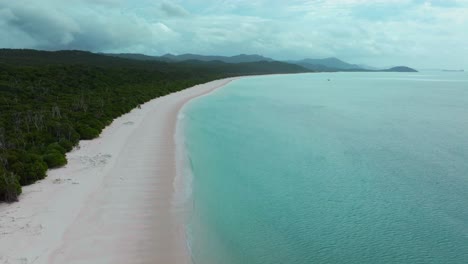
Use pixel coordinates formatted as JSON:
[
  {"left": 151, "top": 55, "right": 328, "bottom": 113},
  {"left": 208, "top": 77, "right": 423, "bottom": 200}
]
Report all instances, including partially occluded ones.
[
  {"left": 78, "top": 154, "right": 112, "bottom": 168},
  {"left": 0, "top": 215, "right": 43, "bottom": 237},
  {"left": 52, "top": 178, "right": 72, "bottom": 184}
]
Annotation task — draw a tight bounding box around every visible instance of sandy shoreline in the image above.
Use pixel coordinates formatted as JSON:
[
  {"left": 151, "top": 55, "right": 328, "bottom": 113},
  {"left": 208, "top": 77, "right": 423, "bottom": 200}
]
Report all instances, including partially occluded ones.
[{"left": 0, "top": 77, "right": 236, "bottom": 264}]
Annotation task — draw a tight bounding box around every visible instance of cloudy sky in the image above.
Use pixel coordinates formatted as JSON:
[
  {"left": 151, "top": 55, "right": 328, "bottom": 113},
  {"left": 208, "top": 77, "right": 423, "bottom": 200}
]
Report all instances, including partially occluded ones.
[{"left": 1, "top": 0, "right": 467, "bottom": 69}]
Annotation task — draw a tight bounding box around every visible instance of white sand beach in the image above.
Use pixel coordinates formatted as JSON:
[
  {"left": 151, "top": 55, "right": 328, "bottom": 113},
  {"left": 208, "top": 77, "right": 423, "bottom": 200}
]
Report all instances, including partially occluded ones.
[{"left": 0, "top": 78, "right": 236, "bottom": 264}]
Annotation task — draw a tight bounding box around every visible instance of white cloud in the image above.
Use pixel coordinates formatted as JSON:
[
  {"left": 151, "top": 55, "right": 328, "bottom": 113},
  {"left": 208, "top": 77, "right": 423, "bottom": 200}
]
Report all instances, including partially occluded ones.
[{"left": 0, "top": 0, "right": 467, "bottom": 69}]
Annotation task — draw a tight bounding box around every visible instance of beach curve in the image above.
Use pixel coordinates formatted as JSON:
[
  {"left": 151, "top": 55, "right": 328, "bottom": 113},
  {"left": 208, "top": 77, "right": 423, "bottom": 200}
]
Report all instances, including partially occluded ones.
[{"left": 0, "top": 77, "right": 236, "bottom": 264}]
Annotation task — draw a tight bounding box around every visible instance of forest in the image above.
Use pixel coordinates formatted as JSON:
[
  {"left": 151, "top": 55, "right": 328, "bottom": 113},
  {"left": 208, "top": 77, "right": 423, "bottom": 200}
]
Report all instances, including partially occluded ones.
[{"left": 0, "top": 49, "right": 309, "bottom": 202}]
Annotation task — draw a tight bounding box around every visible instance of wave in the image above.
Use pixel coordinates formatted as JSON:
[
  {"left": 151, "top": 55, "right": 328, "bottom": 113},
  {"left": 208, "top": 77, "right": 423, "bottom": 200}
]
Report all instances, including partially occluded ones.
[{"left": 173, "top": 108, "right": 196, "bottom": 263}]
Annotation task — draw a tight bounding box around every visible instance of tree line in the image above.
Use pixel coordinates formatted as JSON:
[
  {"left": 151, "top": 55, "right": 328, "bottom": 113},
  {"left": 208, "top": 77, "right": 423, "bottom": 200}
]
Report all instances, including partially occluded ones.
[{"left": 0, "top": 49, "right": 309, "bottom": 202}]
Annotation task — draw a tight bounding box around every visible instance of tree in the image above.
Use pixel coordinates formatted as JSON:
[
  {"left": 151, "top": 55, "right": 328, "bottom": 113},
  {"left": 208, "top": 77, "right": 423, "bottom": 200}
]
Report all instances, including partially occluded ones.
[{"left": 0, "top": 168, "right": 22, "bottom": 202}]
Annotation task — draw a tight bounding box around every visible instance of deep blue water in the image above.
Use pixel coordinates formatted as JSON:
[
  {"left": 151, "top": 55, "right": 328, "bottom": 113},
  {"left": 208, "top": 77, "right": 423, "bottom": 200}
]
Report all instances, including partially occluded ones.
[{"left": 182, "top": 72, "right": 468, "bottom": 264}]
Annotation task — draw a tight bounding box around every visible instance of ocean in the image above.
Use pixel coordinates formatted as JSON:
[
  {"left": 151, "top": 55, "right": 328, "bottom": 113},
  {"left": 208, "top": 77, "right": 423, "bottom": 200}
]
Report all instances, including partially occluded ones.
[{"left": 180, "top": 72, "right": 468, "bottom": 264}]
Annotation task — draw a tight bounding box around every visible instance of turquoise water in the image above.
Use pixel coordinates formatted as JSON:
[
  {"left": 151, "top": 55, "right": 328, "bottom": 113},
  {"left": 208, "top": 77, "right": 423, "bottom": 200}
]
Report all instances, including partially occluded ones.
[{"left": 182, "top": 72, "right": 468, "bottom": 264}]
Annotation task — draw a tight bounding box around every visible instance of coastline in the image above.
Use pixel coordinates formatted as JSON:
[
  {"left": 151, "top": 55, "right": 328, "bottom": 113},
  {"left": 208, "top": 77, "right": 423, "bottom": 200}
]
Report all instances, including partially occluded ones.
[{"left": 0, "top": 77, "right": 236, "bottom": 264}]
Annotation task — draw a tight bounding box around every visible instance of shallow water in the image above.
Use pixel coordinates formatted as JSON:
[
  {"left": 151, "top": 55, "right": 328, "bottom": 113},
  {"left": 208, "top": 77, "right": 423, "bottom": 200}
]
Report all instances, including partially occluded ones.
[{"left": 182, "top": 72, "right": 468, "bottom": 264}]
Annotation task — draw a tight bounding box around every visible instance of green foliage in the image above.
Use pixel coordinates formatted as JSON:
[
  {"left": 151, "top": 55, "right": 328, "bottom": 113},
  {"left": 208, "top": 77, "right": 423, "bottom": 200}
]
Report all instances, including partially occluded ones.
[
  {"left": 43, "top": 151, "right": 67, "bottom": 168},
  {"left": 0, "top": 168, "right": 22, "bottom": 202},
  {"left": 10, "top": 157, "right": 48, "bottom": 185},
  {"left": 58, "top": 139, "right": 74, "bottom": 152},
  {"left": 47, "top": 142, "right": 66, "bottom": 154},
  {"left": 0, "top": 49, "right": 310, "bottom": 202},
  {"left": 76, "top": 124, "right": 100, "bottom": 140}
]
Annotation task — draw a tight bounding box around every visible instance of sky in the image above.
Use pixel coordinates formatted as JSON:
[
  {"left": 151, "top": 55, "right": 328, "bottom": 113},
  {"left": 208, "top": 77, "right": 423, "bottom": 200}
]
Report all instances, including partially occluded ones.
[{"left": 1, "top": 0, "right": 467, "bottom": 69}]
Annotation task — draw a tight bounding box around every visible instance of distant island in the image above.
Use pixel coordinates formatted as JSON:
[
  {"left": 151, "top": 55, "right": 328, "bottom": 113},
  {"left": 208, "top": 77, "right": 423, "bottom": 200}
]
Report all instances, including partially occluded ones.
[
  {"left": 382, "top": 66, "right": 418, "bottom": 72},
  {"left": 442, "top": 69, "right": 464, "bottom": 72},
  {"left": 106, "top": 53, "right": 418, "bottom": 73},
  {"left": 288, "top": 58, "right": 418, "bottom": 72},
  {"left": 418, "top": 68, "right": 464, "bottom": 72}
]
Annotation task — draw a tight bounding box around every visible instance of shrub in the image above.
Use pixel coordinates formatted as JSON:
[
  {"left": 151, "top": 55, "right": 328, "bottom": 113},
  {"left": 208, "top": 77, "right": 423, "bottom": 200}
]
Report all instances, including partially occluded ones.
[
  {"left": 10, "top": 157, "right": 48, "bottom": 185},
  {"left": 68, "top": 129, "right": 81, "bottom": 145},
  {"left": 43, "top": 151, "right": 67, "bottom": 168},
  {"left": 0, "top": 170, "right": 22, "bottom": 202},
  {"left": 76, "top": 124, "right": 100, "bottom": 140},
  {"left": 58, "top": 138, "right": 74, "bottom": 152},
  {"left": 84, "top": 118, "right": 104, "bottom": 131},
  {"left": 46, "top": 142, "right": 67, "bottom": 154}
]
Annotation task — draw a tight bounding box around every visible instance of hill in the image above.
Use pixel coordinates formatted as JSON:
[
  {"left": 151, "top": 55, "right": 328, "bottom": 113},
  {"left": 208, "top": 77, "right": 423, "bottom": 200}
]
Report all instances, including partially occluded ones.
[
  {"left": 103, "top": 53, "right": 167, "bottom": 62},
  {"left": 382, "top": 66, "right": 419, "bottom": 72},
  {"left": 162, "top": 53, "right": 275, "bottom": 63},
  {"left": 292, "top": 57, "right": 362, "bottom": 71},
  {"left": 105, "top": 53, "right": 417, "bottom": 72},
  {"left": 106, "top": 53, "right": 275, "bottom": 64},
  {"left": 0, "top": 49, "right": 309, "bottom": 202},
  {"left": 290, "top": 57, "right": 417, "bottom": 72}
]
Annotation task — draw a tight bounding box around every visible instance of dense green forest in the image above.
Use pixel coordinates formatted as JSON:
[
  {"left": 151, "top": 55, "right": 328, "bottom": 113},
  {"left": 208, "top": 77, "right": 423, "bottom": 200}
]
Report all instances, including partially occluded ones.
[{"left": 0, "top": 49, "right": 310, "bottom": 202}]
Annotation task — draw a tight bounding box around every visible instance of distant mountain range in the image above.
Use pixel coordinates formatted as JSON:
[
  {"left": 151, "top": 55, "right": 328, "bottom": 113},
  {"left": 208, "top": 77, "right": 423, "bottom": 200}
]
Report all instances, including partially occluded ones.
[
  {"left": 106, "top": 53, "right": 417, "bottom": 72},
  {"left": 285, "top": 58, "right": 418, "bottom": 72},
  {"left": 290, "top": 57, "right": 363, "bottom": 71},
  {"left": 106, "top": 53, "right": 274, "bottom": 64},
  {"left": 162, "top": 53, "right": 274, "bottom": 63}
]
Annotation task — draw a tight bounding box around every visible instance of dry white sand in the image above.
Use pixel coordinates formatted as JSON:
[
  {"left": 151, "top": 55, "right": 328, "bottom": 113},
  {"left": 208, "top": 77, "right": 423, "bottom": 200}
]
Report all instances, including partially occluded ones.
[{"left": 0, "top": 78, "right": 237, "bottom": 264}]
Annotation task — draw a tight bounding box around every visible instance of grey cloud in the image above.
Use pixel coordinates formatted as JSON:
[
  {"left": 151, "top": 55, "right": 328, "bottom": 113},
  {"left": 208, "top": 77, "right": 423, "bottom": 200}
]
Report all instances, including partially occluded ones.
[
  {"left": 80, "top": 0, "right": 125, "bottom": 6},
  {"left": 0, "top": 1, "right": 177, "bottom": 53},
  {"left": 3, "top": 5, "right": 80, "bottom": 48},
  {"left": 160, "top": 1, "right": 190, "bottom": 17}
]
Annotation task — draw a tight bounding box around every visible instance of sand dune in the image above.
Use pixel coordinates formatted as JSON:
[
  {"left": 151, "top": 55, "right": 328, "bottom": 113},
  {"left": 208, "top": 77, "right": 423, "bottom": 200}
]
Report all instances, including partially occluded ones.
[{"left": 0, "top": 78, "right": 235, "bottom": 264}]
